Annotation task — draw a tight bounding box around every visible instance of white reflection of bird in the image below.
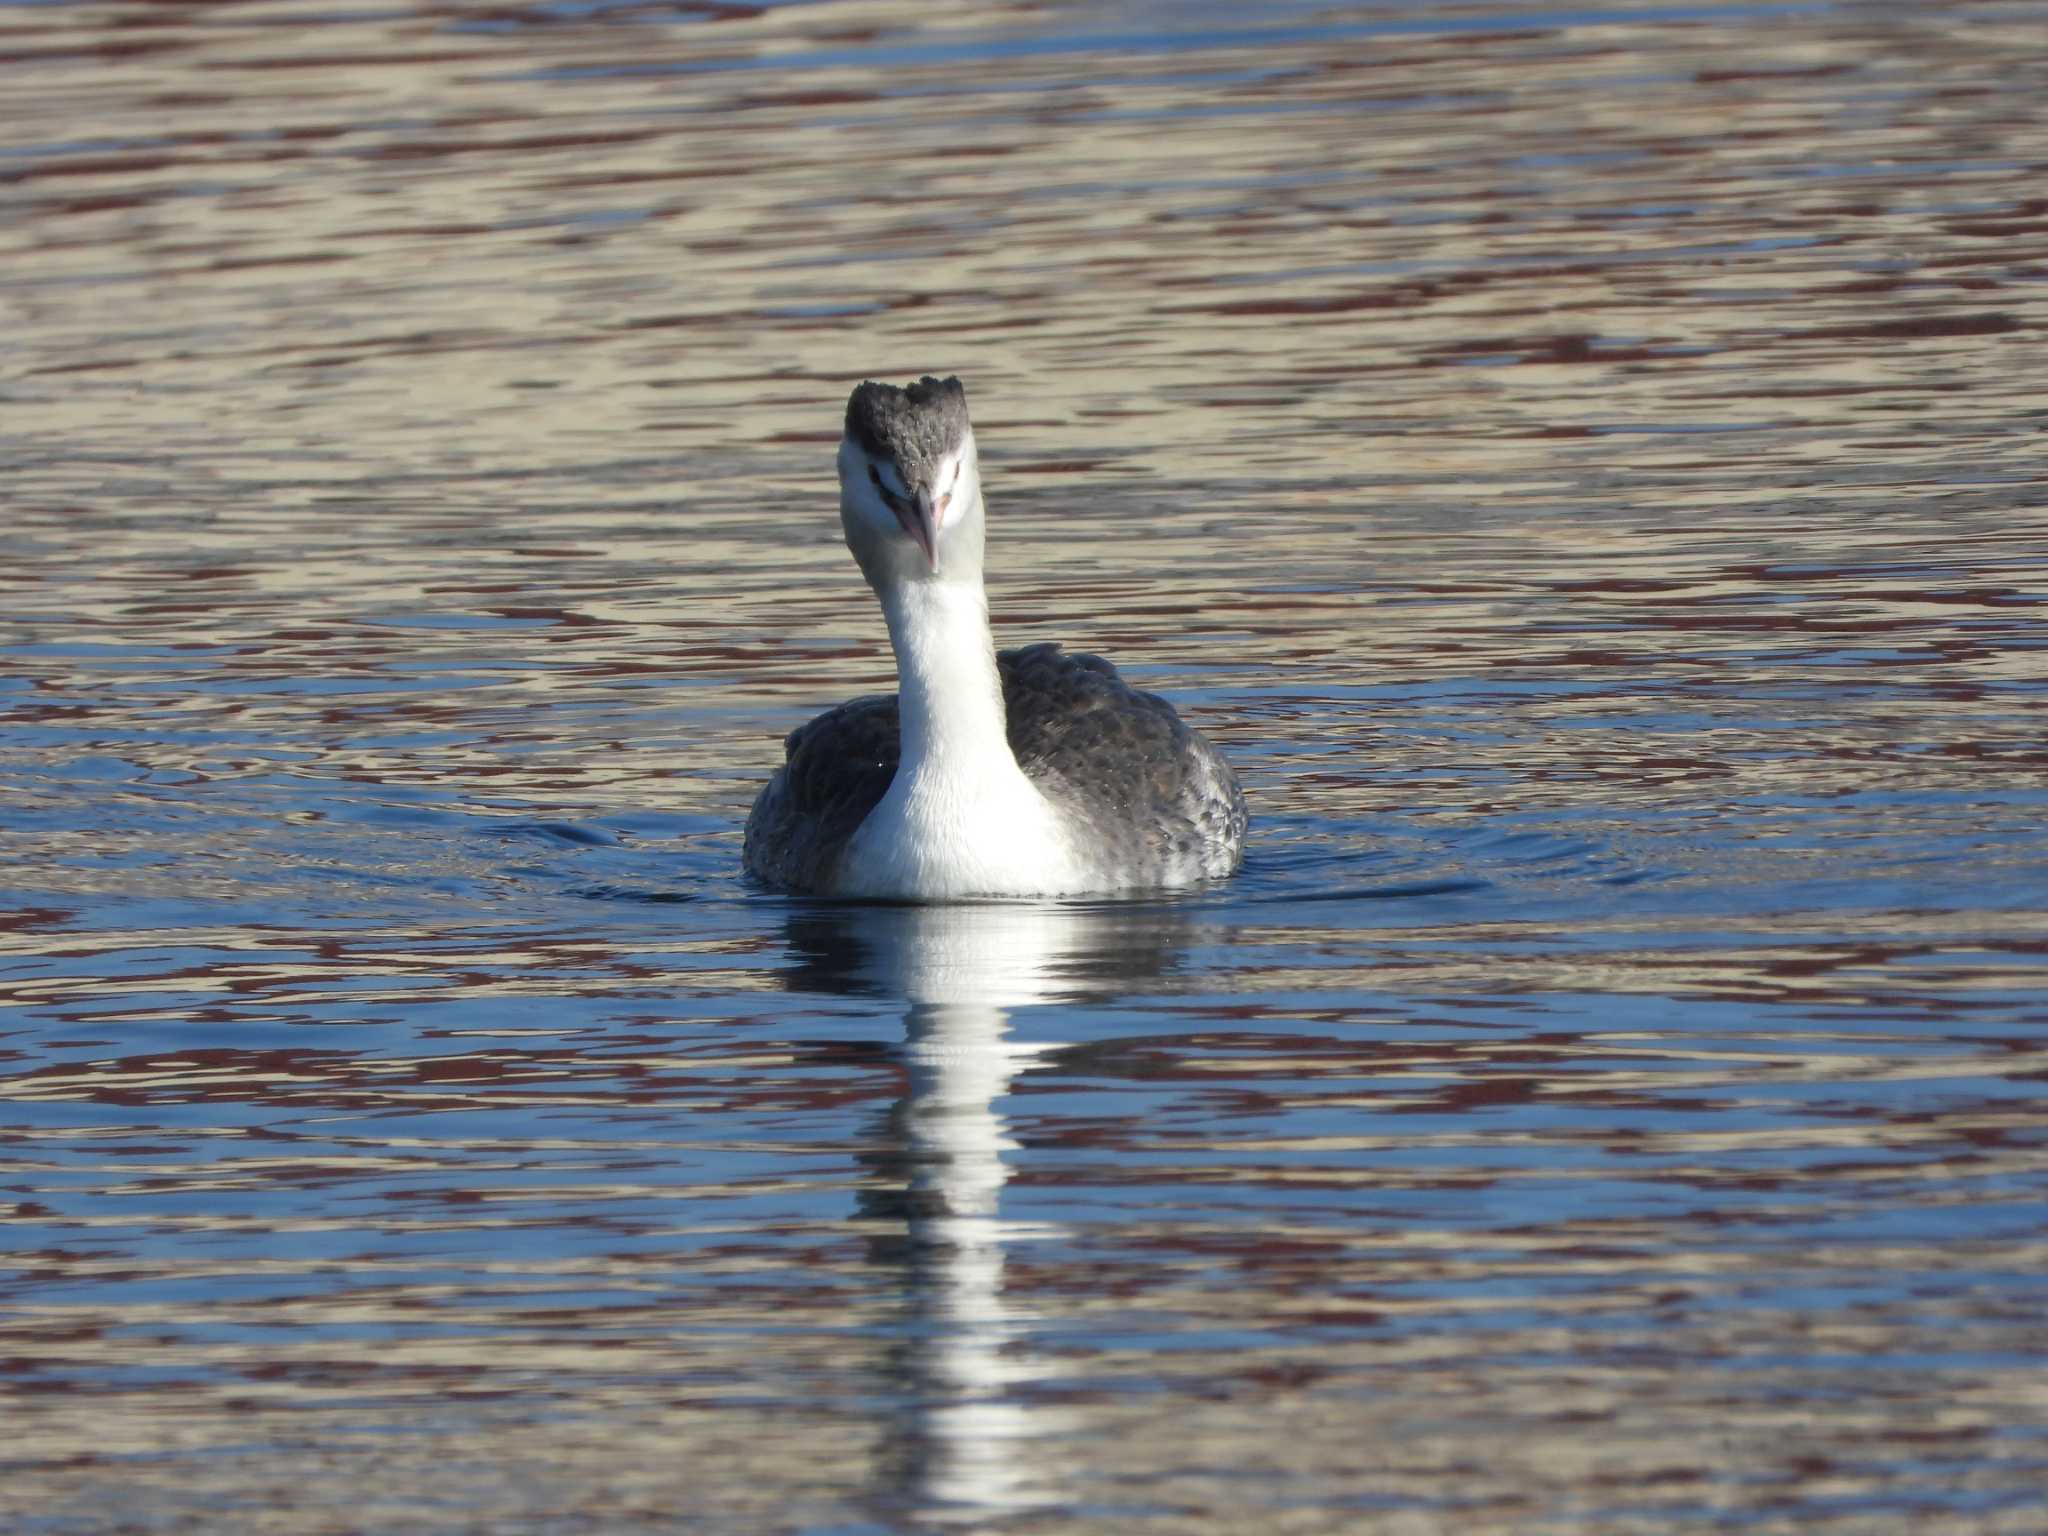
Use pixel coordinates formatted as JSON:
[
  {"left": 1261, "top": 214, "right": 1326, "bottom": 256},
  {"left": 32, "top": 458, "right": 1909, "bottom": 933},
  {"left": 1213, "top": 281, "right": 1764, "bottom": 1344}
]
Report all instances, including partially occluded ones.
[
  {"left": 745, "top": 376, "right": 1247, "bottom": 900},
  {"left": 815, "top": 902, "right": 1130, "bottom": 1519}
]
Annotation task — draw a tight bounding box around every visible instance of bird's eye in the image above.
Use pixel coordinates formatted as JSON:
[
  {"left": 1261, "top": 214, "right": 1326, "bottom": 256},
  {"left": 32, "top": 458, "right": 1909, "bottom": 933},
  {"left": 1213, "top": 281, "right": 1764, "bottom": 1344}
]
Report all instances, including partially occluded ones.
[{"left": 867, "top": 464, "right": 883, "bottom": 489}]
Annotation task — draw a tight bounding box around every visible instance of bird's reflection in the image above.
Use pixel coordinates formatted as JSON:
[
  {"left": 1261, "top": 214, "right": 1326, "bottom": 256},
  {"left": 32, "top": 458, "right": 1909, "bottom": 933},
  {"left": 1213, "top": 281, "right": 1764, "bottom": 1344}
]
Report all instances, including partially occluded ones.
[{"left": 781, "top": 900, "right": 1192, "bottom": 1525}]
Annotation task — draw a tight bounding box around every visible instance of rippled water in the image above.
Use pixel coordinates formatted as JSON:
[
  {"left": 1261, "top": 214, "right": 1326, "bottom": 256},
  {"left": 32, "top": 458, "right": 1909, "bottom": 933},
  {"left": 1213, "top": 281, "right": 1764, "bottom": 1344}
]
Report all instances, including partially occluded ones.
[{"left": 7, "top": 1, "right": 2048, "bottom": 1531}]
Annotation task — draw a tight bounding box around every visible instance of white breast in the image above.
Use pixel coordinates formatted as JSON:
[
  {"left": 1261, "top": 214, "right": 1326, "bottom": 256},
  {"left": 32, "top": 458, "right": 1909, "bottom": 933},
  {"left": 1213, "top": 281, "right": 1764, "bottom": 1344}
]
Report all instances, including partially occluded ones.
[
  {"left": 825, "top": 578, "right": 1090, "bottom": 900},
  {"left": 837, "top": 749, "right": 1085, "bottom": 900}
]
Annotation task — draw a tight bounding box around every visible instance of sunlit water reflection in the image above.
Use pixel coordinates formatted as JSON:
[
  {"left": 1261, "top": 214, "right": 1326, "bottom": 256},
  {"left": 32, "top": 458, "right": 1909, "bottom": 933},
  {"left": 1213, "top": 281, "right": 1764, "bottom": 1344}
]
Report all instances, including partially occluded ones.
[{"left": 6, "top": 0, "right": 2048, "bottom": 1531}]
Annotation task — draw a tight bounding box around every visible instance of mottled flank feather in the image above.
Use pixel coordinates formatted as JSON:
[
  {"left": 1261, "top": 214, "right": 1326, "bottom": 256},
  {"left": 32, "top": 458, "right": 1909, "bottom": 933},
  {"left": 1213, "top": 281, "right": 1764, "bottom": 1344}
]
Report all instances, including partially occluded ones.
[
  {"left": 743, "top": 643, "right": 1247, "bottom": 894},
  {"left": 743, "top": 691, "right": 899, "bottom": 895}
]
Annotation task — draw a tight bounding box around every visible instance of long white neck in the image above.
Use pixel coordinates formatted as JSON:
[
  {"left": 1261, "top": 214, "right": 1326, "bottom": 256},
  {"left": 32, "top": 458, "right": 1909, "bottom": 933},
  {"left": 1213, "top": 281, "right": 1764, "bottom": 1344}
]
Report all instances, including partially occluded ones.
[
  {"left": 879, "top": 579, "right": 1010, "bottom": 776},
  {"left": 838, "top": 577, "right": 1079, "bottom": 899}
]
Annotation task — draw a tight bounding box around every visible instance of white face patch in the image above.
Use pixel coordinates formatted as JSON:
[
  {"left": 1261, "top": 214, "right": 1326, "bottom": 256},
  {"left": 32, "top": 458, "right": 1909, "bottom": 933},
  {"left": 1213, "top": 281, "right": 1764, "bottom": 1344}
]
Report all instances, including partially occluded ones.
[
  {"left": 842, "top": 440, "right": 905, "bottom": 537},
  {"left": 838, "top": 428, "right": 980, "bottom": 580},
  {"left": 930, "top": 451, "right": 962, "bottom": 529}
]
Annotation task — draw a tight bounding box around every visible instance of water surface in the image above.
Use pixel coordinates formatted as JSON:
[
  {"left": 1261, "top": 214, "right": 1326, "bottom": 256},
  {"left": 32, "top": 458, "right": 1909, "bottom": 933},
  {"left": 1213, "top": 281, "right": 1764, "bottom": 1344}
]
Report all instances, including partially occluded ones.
[{"left": 6, "top": 1, "right": 2048, "bottom": 1531}]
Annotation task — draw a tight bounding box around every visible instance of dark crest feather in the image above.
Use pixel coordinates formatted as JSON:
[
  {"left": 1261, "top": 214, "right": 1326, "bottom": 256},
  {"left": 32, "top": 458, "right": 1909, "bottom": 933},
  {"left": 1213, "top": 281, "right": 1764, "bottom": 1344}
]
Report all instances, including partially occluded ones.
[{"left": 844, "top": 376, "right": 970, "bottom": 488}]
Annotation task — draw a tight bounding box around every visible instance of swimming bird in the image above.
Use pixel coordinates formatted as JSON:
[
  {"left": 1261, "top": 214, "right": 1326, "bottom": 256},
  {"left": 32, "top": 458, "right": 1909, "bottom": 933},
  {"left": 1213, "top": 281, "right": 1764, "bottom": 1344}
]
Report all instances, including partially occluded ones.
[{"left": 744, "top": 375, "right": 1246, "bottom": 900}]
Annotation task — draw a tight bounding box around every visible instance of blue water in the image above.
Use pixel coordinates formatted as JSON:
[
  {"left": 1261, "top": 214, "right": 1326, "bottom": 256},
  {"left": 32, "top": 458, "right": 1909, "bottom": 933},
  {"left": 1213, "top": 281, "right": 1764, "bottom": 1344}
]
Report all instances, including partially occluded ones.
[{"left": 7, "top": 0, "right": 2048, "bottom": 1530}]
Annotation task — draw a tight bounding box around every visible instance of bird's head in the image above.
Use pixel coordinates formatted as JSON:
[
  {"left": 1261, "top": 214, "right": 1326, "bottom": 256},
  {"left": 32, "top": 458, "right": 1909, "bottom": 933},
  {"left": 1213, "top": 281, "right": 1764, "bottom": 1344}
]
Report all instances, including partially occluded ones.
[{"left": 837, "top": 374, "right": 984, "bottom": 588}]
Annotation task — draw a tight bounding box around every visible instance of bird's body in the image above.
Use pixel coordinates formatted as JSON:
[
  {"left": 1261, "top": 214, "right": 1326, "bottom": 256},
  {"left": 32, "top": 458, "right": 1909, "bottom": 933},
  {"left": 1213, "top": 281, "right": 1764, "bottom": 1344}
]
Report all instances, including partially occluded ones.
[{"left": 744, "top": 376, "right": 1246, "bottom": 901}]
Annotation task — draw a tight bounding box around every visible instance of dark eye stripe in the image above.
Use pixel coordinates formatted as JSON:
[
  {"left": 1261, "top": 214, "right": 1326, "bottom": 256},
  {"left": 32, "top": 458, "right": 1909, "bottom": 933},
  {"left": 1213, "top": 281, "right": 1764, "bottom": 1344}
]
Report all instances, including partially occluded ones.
[{"left": 868, "top": 462, "right": 912, "bottom": 516}]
